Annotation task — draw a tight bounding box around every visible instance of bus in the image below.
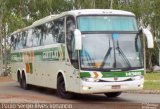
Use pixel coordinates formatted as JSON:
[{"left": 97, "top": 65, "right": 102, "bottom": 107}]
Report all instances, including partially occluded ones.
[{"left": 10, "top": 9, "right": 154, "bottom": 99}]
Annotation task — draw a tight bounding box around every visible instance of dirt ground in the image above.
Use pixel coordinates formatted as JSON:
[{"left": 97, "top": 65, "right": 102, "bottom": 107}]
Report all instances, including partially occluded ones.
[
  {"left": 0, "top": 76, "right": 13, "bottom": 82},
  {"left": 0, "top": 76, "right": 160, "bottom": 109},
  {"left": 0, "top": 76, "right": 52, "bottom": 103}
]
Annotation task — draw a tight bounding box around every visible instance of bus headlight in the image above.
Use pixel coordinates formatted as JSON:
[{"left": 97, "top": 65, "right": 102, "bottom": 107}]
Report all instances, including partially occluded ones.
[
  {"left": 82, "top": 86, "right": 92, "bottom": 90},
  {"left": 82, "top": 78, "right": 99, "bottom": 82}
]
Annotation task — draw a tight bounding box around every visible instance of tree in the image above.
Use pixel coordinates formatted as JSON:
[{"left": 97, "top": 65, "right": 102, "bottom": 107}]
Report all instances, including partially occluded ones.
[{"left": 0, "top": 0, "right": 159, "bottom": 70}]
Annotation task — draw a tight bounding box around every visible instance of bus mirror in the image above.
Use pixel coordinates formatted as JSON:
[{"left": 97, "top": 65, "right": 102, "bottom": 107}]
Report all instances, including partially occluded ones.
[
  {"left": 74, "top": 29, "right": 82, "bottom": 50},
  {"left": 142, "top": 29, "right": 154, "bottom": 48}
]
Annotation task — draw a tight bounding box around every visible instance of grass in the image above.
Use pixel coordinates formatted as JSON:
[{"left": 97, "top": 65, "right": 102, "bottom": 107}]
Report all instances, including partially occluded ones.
[
  {"left": 144, "top": 81, "right": 160, "bottom": 90},
  {"left": 144, "top": 72, "right": 160, "bottom": 90},
  {"left": 144, "top": 72, "right": 160, "bottom": 80}
]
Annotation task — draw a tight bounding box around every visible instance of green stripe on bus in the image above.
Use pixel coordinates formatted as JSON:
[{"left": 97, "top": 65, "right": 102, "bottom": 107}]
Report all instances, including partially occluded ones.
[
  {"left": 80, "top": 72, "right": 91, "bottom": 78},
  {"left": 101, "top": 72, "right": 126, "bottom": 78},
  {"left": 80, "top": 70, "right": 144, "bottom": 78},
  {"left": 11, "top": 46, "right": 65, "bottom": 62}
]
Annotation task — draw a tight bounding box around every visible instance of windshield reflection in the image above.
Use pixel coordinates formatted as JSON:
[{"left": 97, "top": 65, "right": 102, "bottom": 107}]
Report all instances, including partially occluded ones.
[{"left": 80, "top": 34, "right": 143, "bottom": 70}]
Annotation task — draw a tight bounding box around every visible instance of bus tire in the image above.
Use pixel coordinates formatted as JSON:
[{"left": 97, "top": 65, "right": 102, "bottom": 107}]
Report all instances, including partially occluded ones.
[
  {"left": 17, "top": 71, "right": 23, "bottom": 88},
  {"left": 19, "top": 78, "right": 23, "bottom": 88},
  {"left": 104, "top": 92, "right": 121, "bottom": 98},
  {"left": 21, "top": 72, "right": 30, "bottom": 90},
  {"left": 57, "top": 75, "right": 73, "bottom": 99}
]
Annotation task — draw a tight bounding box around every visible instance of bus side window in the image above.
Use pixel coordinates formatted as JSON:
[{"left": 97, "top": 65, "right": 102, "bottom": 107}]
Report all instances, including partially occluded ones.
[
  {"left": 50, "top": 17, "right": 65, "bottom": 44},
  {"left": 66, "top": 16, "right": 78, "bottom": 69},
  {"left": 11, "top": 35, "right": 15, "bottom": 50},
  {"left": 36, "top": 25, "right": 46, "bottom": 46},
  {"left": 46, "top": 21, "right": 55, "bottom": 44},
  {"left": 26, "top": 29, "right": 33, "bottom": 48},
  {"left": 57, "top": 17, "right": 65, "bottom": 43},
  {"left": 41, "top": 24, "right": 48, "bottom": 45},
  {"left": 32, "top": 27, "right": 38, "bottom": 46},
  {"left": 22, "top": 31, "right": 27, "bottom": 48},
  {"left": 15, "top": 34, "right": 22, "bottom": 50},
  {"left": 32, "top": 27, "right": 40, "bottom": 47},
  {"left": 14, "top": 36, "right": 18, "bottom": 50},
  {"left": 18, "top": 32, "right": 23, "bottom": 49},
  {"left": 43, "top": 22, "right": 54, "bottom": 45}
]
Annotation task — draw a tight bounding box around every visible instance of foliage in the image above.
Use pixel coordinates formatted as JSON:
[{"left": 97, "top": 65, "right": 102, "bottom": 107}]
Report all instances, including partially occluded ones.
[
  {"left": 144, "top": 81, "right": 160, "bottom": 90},
  {"left": 144, "top": 72, "right": 160, "bottom": 90},
  {"left": 145, "top": 72, "right": 160, "bottom": 80},
  {"left": 0, "top": 0, "right": 160, "bottom": 69}
]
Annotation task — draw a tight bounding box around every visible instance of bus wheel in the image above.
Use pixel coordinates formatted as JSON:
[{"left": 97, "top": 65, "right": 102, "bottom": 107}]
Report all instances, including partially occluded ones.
[
  {"left": 104, "top": 92, "right": 121, "bottom": 98},
  {"left": 21, "top": 73, "right": 30, "bottom": 90},
  {"left": 19, "top": 78, "right": 23, "bottom": 88},
  {"left": 57, "top": 76, "right": 73, "bottom": 99},
  {"left": 17, "top": 72, "right": 23, "bottom": 88}
]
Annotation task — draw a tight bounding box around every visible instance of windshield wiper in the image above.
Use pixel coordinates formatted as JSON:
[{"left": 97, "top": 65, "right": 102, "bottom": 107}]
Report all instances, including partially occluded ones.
[
  {"left": 81, "top": 50, "right": 95, "bottom": 67},
  {"left": 100, "top": 47, "right": 112, "bottom": 68},
  {"left": 101, "top": 39, "right": 112, "bottom": 68},
  {"left": 116, "top": 41, "right": 131, "bottom": 67},
  {"left": 100, "top": 35, "right": 131, "bottom": 69}
]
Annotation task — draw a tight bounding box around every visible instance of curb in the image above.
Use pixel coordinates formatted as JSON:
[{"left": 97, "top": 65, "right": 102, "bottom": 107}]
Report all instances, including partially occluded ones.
[{"left": 125, "top": 90, "right": 160, "bottom": 94}]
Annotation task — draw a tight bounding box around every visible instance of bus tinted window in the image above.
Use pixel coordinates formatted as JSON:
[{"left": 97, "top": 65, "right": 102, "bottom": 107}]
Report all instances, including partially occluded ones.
[
  {"left": 32, "top": 26, "right": 43, "bottom": 46},
  {"left": 17, "top": 32, "right": 23, "bottom": 50},
  {"left": 22, "top": 31, "right": 28, "bottom": 48},
  {"left": 66, "top": 16, "right": 78, "bottom": 69},
  {"left": 44, "top": 22, "right": 55, "bottom": 45},
  {"left": 32, "top": 17, "right": 65, "bottom": 46},
  {"left": 43, "top": 17, "right": 65, "bottom": 44},
  {"left": 26, "top": 29, "right": 33, "bottom": 48},
  {"left": 15, "top": 34, "right": 22, "bottom": 50},
  {"left": 56, "top": 17, "right": 65, "bottom": 43},
  {"left": 11, "top": 17, "right": 65, "bottom": 51},
  {"left": 78, "top": 16, "right": 138, "bottom": 32}
]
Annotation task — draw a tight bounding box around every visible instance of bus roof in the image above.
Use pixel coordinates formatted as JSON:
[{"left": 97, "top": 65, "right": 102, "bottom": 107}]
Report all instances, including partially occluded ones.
[
  {"left": 11, "top": 9, "right": 135, "bottom": 35},
  {"left": 67, "top": 9, "right": 135, "bottom": 16}
]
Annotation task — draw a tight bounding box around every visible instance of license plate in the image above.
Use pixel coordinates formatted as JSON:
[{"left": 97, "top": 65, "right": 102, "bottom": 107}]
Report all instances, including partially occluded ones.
[{"left": 112, "top": 85, "right": 121, "bottom": 89}]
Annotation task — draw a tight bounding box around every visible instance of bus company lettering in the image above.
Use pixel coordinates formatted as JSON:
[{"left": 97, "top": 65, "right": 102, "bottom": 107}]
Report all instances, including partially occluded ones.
[
  {"left": 126, "top": 71, "right": 142, "bottom": 76},
  {"left": 43, "top": 50, "right": 59, "bottom": 59}
]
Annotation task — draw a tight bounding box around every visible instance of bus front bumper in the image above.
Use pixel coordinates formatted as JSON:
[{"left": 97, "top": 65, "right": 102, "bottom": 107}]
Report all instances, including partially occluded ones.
[{"left": 80, "top": 79, "right": 144, "bottom": 94}]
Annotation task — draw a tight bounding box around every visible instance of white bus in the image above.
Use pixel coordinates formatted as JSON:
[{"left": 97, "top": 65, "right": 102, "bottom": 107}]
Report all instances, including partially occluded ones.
[{"left": 10, "top": 9, "right": 154, "bottom": 99}]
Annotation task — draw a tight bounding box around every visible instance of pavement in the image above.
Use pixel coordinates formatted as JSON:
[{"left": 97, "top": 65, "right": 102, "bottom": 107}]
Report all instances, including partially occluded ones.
[
  {"left": 125, "top": 90, "right": 160, "bottom": 94},
  {"left": 0, "top": 76, "right": 160, "bottom": 109},
  {"left": 0, "top": 76, "right": 160, "bottom": 94}
]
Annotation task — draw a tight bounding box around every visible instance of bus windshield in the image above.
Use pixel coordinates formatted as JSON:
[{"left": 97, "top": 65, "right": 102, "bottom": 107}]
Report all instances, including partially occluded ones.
[
  {"left": 80, "top": 33, "right": 143, "bottom": 70},
  {"left": 77, "top": 16, "right": 138, "bottom": 31}
]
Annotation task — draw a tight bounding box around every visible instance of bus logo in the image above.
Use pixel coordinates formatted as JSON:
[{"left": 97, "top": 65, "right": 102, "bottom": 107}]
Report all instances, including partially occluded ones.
[
  {"left": 43, "top": 50, "right": 59, "bottom": 60},
  {"left": 114, "top": 76, "right": 118, "bottom": 81}
]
